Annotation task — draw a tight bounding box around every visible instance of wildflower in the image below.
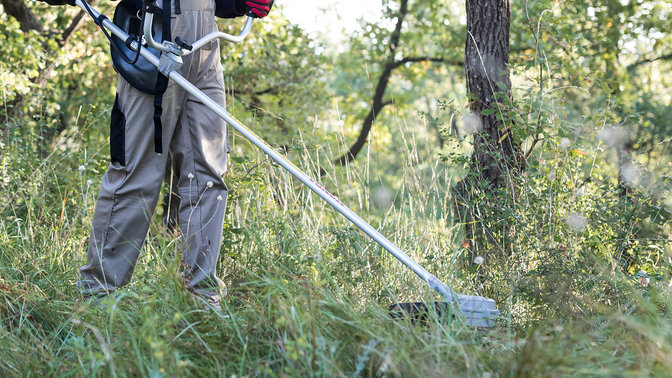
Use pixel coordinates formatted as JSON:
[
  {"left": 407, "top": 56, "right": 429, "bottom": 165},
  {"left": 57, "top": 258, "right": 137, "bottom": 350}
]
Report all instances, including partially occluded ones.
[
  {"left": 473, "top": 256, "right": 484, "bottom": 265},
  {"left": 187, "top": 173, "right": 194, "bottom": 180},
  {"left": 598, "top": 126, "right": 627, "bottom": 147},
  {"left": 216, "top": 195, "right": 223, "bottom": 201},
  {"left": 78, "top": 165, "right": 85, "bottom": 172},
  {"left": 463, "top": 112, "right": 483, "bottom": 134},
  {"left": 86, "top": 179, "right": 93, "bottom": 186},
  {"left": 206, "top": 181, "right": 213, "bottom": 188},
  {"left": 559, "top": 137, "right": 571, "bottom": 150},
  {"left": 566, "top": 213, "right": 588, "bottom": 232},
  {"left": 620, "top": 164, "right": 638, "bottom": 186}
]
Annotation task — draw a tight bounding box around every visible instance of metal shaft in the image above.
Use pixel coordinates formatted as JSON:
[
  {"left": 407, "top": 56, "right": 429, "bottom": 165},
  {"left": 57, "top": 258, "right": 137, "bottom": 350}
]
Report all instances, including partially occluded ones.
[{"left": 77, "top": 0, "right": 457, "bottom": 303}]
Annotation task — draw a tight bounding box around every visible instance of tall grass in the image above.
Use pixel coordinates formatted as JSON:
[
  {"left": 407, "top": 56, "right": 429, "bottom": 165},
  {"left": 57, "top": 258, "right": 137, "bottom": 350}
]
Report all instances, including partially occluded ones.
[{"left": 1, "top": 104, "right": 671, "bottom": 376}]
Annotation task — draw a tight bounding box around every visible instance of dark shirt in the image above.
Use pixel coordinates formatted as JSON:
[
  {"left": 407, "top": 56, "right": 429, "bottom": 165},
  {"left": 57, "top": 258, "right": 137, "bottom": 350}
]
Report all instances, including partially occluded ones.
[
  {"left": 215, "top": 0, "right": 246, "bottom": 18},
  {"left": 123, "top": 0, "right": 245, "bottom": 19}
]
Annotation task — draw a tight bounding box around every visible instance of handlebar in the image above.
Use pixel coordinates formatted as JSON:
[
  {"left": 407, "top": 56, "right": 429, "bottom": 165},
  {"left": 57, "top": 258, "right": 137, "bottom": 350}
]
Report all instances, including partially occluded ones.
[
  {"left": 75, "top": 0, "right": 254, "bottom": 57},
  {"left": 143, "top": 11, "right": 255, "bottom": 56}
]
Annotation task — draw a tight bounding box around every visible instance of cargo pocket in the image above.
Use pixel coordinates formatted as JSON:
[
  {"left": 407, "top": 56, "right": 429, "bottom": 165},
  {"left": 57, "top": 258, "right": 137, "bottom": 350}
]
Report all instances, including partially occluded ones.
[{"left": 110, "top": 94, "right": 126, "bottom": 166}]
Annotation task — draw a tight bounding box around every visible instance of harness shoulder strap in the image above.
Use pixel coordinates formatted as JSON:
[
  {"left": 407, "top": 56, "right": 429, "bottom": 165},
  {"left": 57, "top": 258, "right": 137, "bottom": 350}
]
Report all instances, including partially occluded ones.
[{"left": 151, "top": 0, "right": 172, "bottom": 154}]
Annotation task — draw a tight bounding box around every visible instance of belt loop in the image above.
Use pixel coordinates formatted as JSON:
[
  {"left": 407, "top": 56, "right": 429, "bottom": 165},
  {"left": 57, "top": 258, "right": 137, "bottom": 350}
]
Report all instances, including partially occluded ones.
[{"left": 174, "top": 0, "right": 181, "bottom": 14}]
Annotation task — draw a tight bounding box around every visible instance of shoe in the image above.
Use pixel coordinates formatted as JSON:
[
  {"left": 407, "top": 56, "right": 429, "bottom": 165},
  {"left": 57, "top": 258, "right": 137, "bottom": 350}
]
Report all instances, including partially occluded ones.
[
  {"left": 79, "top": 292, "right": 109, "bottom": 307},
  {"left": 214, "top": 276, "right": 228, "bottom": 297},
  {"left": 191, "top": 293, "right": 226, "bottom": 315}
]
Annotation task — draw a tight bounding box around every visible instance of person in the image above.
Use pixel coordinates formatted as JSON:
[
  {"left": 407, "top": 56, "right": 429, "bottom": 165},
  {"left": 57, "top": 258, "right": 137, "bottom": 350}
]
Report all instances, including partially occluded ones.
[{"left": 41, "top": 0, "right": 273, "bottom": 308}]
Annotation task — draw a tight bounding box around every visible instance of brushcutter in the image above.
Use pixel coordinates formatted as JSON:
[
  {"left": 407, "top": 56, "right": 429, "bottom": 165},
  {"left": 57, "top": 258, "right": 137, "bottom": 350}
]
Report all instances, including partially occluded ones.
[{"left": 75, "top": 0, "right": 499, "bottom": 327}]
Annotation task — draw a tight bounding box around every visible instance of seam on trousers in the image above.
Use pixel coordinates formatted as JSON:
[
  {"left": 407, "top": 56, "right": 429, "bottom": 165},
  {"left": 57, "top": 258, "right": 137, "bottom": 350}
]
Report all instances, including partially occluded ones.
[
  {"left": 97, "top": 168, "right": 127, "bottom": 271},
  {"left": 182, "top": 104, "right": 207, "bottom": 247}
]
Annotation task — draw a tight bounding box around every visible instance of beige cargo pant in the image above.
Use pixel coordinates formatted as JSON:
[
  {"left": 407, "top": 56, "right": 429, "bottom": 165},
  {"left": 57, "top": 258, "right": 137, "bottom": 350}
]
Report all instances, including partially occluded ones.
[{"left": 78, "top": 0, "right": 229, "bottom": 303}]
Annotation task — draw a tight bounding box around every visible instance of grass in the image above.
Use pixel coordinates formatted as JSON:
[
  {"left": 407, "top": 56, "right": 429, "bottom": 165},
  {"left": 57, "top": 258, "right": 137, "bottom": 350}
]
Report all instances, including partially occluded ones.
[{"left": 1, "top": 107, "right": 671, "bottom": 376}]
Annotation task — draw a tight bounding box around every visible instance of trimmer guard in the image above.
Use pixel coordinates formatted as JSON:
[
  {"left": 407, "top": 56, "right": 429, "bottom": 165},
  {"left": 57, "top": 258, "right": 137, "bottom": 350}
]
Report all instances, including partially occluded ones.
[{"left": 390, "top": 295, "right": 499, "bottom": 327}]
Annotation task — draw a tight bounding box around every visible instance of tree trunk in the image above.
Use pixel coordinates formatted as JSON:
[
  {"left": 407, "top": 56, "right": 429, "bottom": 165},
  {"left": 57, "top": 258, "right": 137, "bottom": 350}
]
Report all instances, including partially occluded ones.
[
  {"left": 452, "top": 0, "right": 524, "bottom": 263},
  {"left": 464, "top": 0, "right": 523, "bottom": 188}
]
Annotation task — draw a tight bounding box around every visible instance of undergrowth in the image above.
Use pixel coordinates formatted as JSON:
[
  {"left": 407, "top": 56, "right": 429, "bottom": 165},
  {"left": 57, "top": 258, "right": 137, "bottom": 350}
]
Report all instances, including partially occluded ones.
[{"left": 1, "top": 104, "right": 671, "bottom": 376}]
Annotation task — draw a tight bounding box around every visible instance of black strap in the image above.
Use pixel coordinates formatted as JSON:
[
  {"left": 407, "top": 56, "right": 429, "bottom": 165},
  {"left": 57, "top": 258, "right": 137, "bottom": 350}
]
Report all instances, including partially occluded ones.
[
  {"left": 153, "top": 95, "right": 163, "bottom": 153},
  {"left": 95, "top": 13, "right": 108, "bottom": 25},
  {"left": 151, "top": 0, "right": 173, "bottom": 154}
]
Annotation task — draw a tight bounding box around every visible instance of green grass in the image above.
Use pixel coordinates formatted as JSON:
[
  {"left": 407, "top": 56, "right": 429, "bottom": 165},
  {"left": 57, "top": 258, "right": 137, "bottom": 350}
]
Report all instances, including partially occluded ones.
[{"left": 1, "top": 110, "right": 671, "bottom": 376}]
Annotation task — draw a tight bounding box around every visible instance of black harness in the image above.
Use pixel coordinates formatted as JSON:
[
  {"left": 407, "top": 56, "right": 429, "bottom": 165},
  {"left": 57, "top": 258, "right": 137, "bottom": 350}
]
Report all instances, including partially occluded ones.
[
  {"left": 110, "top": 0, "right": 174, "bottom": 154},
  {"left": 106, "top": 0, "right": 244, "bottom": 154}
]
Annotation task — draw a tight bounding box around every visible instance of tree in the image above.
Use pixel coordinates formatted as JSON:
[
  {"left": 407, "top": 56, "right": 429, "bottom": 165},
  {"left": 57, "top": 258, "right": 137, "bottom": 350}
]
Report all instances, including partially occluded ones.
[
  {"left": 332, "top": 0, "right": 464, "bottom": 166},
  {"left": 463, "top": 0, "right": 524, "bottom": 189},
  {"left": 448, "top": 0, "right": 525, "bottom": 264}
]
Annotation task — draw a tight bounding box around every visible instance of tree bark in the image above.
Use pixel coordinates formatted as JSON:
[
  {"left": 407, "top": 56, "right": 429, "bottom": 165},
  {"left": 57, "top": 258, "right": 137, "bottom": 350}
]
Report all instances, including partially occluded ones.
[
  {"left": 464, "top": 0, "right": 523, "bottom": 188},
  {"left": 0, "top": 0, "right": 43, "bottom": 33},
  {"left": 452, "top": 0, "right": 524, "bottom": 263}
]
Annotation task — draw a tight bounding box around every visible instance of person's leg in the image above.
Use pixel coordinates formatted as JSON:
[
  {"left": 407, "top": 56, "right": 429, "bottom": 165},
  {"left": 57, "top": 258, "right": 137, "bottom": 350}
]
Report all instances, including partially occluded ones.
[
  {"left": 77, "top": 76, "right": 185, "bottom": 297},
  {"left": 171, "top": 1, "right": 230, "bottom": 303}
]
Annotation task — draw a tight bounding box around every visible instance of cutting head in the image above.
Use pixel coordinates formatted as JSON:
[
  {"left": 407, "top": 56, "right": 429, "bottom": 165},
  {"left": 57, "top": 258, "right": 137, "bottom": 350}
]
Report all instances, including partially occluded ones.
[{"left": 389, "top": 294, "right": 499, "bottom": 327}]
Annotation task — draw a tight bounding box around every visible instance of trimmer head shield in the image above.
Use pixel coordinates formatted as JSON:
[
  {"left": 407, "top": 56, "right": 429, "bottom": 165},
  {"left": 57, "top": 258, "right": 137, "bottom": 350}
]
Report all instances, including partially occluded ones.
[{"left": 389, "top": 294, "right": 499, "bottom": 327}]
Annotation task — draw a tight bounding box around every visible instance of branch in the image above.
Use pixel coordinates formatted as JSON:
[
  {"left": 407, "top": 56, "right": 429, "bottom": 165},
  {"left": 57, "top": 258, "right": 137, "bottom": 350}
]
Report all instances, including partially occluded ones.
[
  {"left": 0, "top": 0, "right": 43, "bottom": 33},
  {"left": 627, "top": 53, "right": 672, "bottom": 72},
  {"left": 386, "top": 0, "right": 408, "bottom": 56},
  {"left": 58, "top": 9, "right": 86, "bottom": 47},
  {"left": 333, "top": 100, "right": 394, "bottom": 167},
  {"left": 229, "top": 85, "right": 281, "bottom": 98},
  {"left": 334, "top": 54, "right": 463, "bottom": 166},
  {"left": 333, "top": 0, "right": 408, "bottom": 166},
  {"left": 389, "top": 56, "right": 463, "bottom": 70}
]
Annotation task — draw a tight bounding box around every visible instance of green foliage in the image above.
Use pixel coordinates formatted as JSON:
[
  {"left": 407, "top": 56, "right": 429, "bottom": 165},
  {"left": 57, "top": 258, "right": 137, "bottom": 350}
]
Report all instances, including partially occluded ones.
[
  {"left": 329, "top": 0, "right": 465, "bottom": 153},
  {"left": 2, "top": 107, "right": 672, "bottom": 375},
  {"left": 445, "top": 0, "right": 672, "bottom": 323},
  {"left": 1, "top": 0, "right": 672, "bottom": 375},
  {"left": 219, "top": 13, "right": 332, "bottom": 148}
]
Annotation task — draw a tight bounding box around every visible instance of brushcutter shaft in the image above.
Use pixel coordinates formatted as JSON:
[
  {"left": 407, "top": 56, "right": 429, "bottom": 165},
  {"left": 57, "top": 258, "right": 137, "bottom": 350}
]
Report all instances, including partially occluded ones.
[
  {"left": 75, "top": 0, "right": 455, "bottom": 301},
  {"left": 169, "top": 70, "right": 460, "bottom": 304},
  {"left": 75, "top": 1, "right": 487, "bottom": 322}
]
